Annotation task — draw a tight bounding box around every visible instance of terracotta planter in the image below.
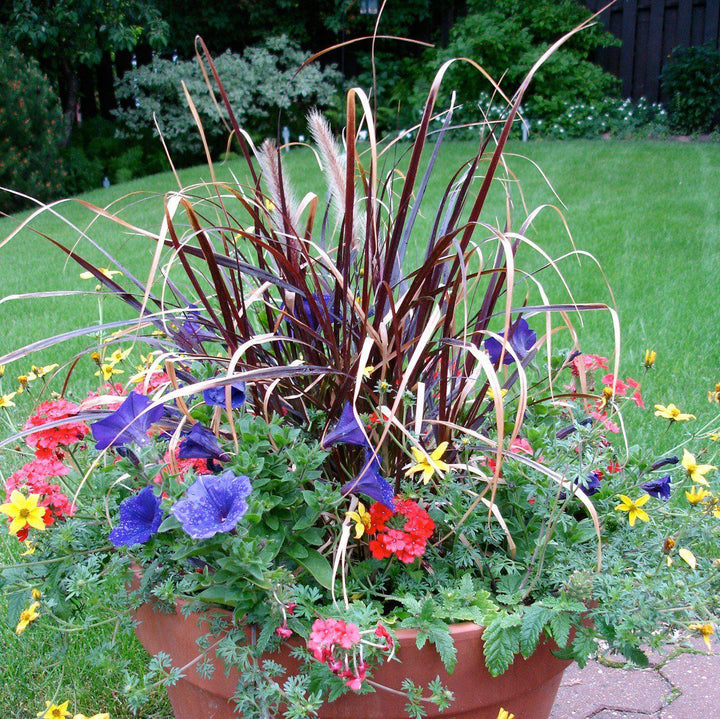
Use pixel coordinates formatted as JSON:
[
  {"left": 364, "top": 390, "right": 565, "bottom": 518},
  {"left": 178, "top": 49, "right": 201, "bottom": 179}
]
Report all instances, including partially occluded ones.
[{"left": 133, "top": 601, "right": 571, "bottom": 719}]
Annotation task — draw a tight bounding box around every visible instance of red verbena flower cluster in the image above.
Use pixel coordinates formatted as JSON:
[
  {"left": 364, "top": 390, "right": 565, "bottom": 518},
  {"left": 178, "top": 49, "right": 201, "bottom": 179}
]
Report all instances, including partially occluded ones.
[
  {"left": 367, "top": 498, "right": 435, "bottom": 564},
  {"left": 3, "top": 399, "right": 88, "bottom": 539},
  {"left": 23, "top": 399, "right": 89, "bottom": 451}
]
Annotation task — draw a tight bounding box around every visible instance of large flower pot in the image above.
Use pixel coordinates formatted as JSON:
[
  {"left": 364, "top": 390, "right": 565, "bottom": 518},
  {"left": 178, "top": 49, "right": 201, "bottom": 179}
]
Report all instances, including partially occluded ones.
[{"left": 133, "top": 601, "right": 571, "bottom": 719}]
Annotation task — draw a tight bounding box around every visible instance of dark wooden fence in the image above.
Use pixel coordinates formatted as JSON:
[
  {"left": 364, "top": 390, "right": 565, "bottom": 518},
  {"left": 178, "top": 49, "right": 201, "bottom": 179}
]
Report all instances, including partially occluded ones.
[{"left": 585, "top": 0, "right": 720, "bottom": 101}]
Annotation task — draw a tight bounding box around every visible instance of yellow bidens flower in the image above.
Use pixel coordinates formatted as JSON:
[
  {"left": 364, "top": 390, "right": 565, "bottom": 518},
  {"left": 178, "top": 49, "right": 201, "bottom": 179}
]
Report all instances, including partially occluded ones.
[
  {"left": 30, "top": 363, "right": 59, "bottom": 378},
  {"left": 681, "top": 448, "right": 716, "bottom": 486},
  {"left": 79, "top": 267, "right": 122, "bottom": 280},
  {"left": 487, "top": 386, "right": 508, "bottom": 402},
  {"left": 0, "top": 491, "right": 47, "bottom": 535},
  {"left": 32, "top": 588, "right": 42, "bottom": 600},
  {"left": 497, "top": 710, "right": 515, "bottom": 719},
  {"left": 643, "top": 349, "right": 657, "bottom": 369},
  {"left": 708, "top": 382, "right": 720, "bottom": 403},
  {"left": 689, "top": 623, "right": 715, "bottom": 652},
  {"left": 406, "top": 442, "right": 450, "bottom": 484},
  {"left": 95, "top": 364, "right": 123, "bottom": 382},
  {"left": 685, "top": 485, "right": 711, "bottom": 505},
  {"left": 347, "top": 502, "right": 372, "bottom": 539},
  {"left": 653, "top": 403, "right": 695, "bottom": 422},
  {"left": 362, "top": 365, "right": 375, "bottom": 379},
  {"left": 15, "top": 601, "right": 40, "bottom": 634},
  {"left": 38, "top": 702, "right": 71, "bottom": 719},
  {"left": 615, "top": 494, "right": 651, "bottom": 526},
  {"left": 0, "top": 363, "right": 4, "bottom": 376},
  {"left": 0, "top": 392, "right": 17, "bottom": 408}
]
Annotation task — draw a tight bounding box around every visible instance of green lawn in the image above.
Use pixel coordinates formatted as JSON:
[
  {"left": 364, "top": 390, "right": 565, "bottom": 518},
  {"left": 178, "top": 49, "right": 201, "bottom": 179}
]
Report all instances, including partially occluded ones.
[{"left": 1, "top": 138, "right": 719, "bottom": 716}]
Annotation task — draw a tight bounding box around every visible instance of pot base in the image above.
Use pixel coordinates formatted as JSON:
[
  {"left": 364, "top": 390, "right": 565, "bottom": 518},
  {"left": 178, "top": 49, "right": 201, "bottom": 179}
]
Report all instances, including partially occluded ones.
[{"left": 133, "top": 602, "right": 570, "bottom": 719}]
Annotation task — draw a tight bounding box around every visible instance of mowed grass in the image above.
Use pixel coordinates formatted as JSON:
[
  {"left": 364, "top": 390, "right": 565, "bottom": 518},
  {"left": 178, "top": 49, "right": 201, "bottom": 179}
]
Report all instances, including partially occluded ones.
[{"left": 0, "top": 139, "right": 718, "bottom": 716}]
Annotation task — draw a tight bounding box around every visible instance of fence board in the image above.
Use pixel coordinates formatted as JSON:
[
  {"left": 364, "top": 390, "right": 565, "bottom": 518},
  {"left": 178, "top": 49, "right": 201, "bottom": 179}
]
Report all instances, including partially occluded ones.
[
  {"left": 586, "top": 0, "right": 720, "bottom": 99},
  {"left": 705, "top": 0, "right": 720, "bottom": 43}
]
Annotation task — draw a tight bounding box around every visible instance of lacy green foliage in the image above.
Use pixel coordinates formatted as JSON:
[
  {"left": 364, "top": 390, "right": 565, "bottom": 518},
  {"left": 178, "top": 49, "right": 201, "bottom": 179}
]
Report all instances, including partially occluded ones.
[
  {"left": 113, "top": 35, "right": 342, "bottom": 156},
  {"left": 660, "top": 44, "right": 720, "bottom": 134},
  {"left": 0, "top": 45, "right": 66, "bottom": 213}
]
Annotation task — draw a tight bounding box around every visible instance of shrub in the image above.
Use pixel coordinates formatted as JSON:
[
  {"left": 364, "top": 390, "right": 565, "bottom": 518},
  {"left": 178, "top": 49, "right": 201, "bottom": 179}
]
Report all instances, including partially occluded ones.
[
  {"left": 417, "top": 0, "right": 619, "bottom": 127},
  {"left": 114, "top": 35, "right": 342, "bottom": 158},
  {"left": 0, "top": 45, "right": 67, "bottom": 213},
  {"left": 660, "top": 44, "right": 720, "bottom": 134}
]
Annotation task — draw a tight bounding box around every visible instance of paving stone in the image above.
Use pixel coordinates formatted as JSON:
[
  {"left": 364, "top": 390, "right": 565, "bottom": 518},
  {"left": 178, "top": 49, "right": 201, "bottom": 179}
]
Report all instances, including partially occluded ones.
[
  {"left": 659, "top": 651, "right": 720, "bottom": 718},
  {"left": 549, "top": 660, "right": 670, "bottom": 719}
]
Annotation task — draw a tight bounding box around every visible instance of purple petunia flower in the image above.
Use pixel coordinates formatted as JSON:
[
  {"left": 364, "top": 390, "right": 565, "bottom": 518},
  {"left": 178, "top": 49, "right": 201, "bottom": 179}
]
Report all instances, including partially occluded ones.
[
  {"left": 649, "top": 456, "right": 679, "bottom": 472},
  {"left": 565, "top": 471, "right": 602, "bottom": 498},
  {"left": 641, "top": 474, "right": 672, "bottom": 502},
  {"left": 178, "top": 423, "right": 230, "bottom": 462},
  {"left": 285, "top": 292, "right": 334, "bottom": 333},
  {"left": 202, "top": 380, "right": 247, "bottom": 409},
  {"left": 109, "top": 486, "right": 164, "bottom": 547},
  {"left": 91, "top": 391, "right": 164, "bottom": 450},
  {"left": 178, "top": 304, "right": 217, "bottom": 343},
  {"left": 484, "top": 318, "right": 537, "bottom": 366},
  {"left": 171, "top": 470, "right": 252, "bottom": 539},
  {"left": 341, "top": 450, "right": 395, "bottom": 511},
  {"left": 322, "top": 402, "right": 367, "bottom": 449}
]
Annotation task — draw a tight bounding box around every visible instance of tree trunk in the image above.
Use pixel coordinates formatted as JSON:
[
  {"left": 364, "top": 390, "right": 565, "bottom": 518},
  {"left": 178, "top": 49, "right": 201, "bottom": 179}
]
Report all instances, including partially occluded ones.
[
  {"left": 97, "top": 51, "right": 117, "bottom": 119},
  {"left": 62, "top": 65, "right": 79, "bottom": 146},
  {"left": 78, "top": 63, "right": 98, "bottom": 120}
]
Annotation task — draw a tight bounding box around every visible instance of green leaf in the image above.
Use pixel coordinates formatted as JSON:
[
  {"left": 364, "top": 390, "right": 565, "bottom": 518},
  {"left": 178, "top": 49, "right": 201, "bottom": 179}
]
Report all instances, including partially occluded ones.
[
  {"left": 548, "top": 612, "right": 572, "bottom": 648},
  {"left": 286, "top": 548, "right": 333, "bottom": 590},
  {"left": 520, "top": 604, "right": 553, "bottom": 657},
  {"left": 482, "top": 612, "right": 521, "bottom": 676}
]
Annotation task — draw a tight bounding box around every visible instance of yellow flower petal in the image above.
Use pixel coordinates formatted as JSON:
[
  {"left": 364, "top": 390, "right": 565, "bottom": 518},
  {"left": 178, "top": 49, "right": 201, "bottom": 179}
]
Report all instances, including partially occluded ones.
[{"left": 678, "top": 547, "right": 697, "bottom": 569}]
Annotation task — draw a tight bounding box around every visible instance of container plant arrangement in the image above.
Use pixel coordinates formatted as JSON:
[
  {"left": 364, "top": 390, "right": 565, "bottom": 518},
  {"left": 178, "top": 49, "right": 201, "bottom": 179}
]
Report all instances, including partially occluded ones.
[{"left": 1, "top": 26, "right": 719, "bottom": 719}]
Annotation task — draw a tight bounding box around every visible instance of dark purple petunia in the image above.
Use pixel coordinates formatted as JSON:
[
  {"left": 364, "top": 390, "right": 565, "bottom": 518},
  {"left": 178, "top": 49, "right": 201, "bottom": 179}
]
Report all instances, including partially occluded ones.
[
  {"left": 109, "top": 486, "right": 164, "bottom": 547},
  {"left": 285, "top": 292, "right": 334, "bottom": 333},
  {"left": 568, "top": 471, "right": 601, "bottom": 497},
  {"left": 650, "top": 456, "right": 679, "bottom": 472},
  {"left": 91, "top": 391, "right": 164, "bottom": 450},
  {"left": 202, "top": 380, "right": 247, "bottom": 409},
  {"left": 178, "top": 304, "right": 217, "bottom": 343},
  {"left": 178, "top": 423, "right": 230, "bottom": 462},
  {"left": 341, "top": 450, "right": 395, "bottom": 511},
  {"left": 641, "top": 475, "right": 672, "bottom": 502},
  {"left": 485, "top": 318, "right": 537, "bottom": 366},
  {"left": 171, "top": 470, "right": 252, "bottom": 539},
  {"left": 322, "top": 402, "right": 368, "bottom": 449}
]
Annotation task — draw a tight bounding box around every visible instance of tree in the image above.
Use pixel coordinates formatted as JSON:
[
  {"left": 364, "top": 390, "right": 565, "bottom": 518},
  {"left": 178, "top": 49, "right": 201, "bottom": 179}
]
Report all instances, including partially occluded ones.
[{"left": 4, "top": 0, "right": 169, "bottom": 140}]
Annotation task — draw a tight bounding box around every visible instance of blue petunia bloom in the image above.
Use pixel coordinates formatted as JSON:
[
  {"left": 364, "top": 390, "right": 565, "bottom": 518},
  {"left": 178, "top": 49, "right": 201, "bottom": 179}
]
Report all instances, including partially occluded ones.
[
  {"left": 650, "top": 456, "right": 679, "bottom": 472},
  {"left": 641, "top": 474, "right": 672, "bottom": 502},
  {"left": 285, "top": 292, "right": 334, "bottom": 333},
  {"left": 178, "top": 304, "right": 217, "bottom": 343},
  {"left": 178, "top": 423, "right": 230, "bottom": 462},
  {"left": 484, "top": 318, "right": 537, "bottom": 366},
  {"left": 171, "top": 470, "right": 252, "bottom": 539},
  {"left": 202, "top": 380, "right": 246, "bottom": 409},
  {"left": 91, "top": 391, "right": 164, "bottom": 450},
  {"left": 109, "top": 486, "right": 164, "bottom": 547},
  {"left": 341, "top": 450, "right": 395, "bottom": 511},
  {"left": 322, "top": 402, "right": 368, "bottom": 449},
  {"left": 565, "top": 471, "right": 602, "bottom": 498}
]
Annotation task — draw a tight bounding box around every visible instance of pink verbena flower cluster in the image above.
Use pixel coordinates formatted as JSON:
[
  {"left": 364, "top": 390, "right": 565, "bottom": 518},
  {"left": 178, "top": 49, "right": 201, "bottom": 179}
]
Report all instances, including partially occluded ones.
[
  {"left": 307, "top": 618, "right": 393, "bottom": 691},
  {"left": 4, "top": 399, "right": 89, "bottom": 540}
]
